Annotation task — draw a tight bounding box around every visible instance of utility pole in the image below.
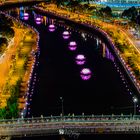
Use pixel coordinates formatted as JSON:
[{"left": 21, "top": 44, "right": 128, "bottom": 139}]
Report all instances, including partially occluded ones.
[{"left": 60, "top": 97, "right": 64, "bottom": 117}]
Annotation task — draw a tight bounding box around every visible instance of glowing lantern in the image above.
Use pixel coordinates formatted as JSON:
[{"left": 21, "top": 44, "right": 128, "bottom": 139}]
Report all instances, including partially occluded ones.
[
  {"left": 63, "top": 31, "right": 70, "bottom": 39},
  {"left": 49, "top": 24, "right": 55, "bottom": 32},
  {"left": 80, "top": 68, "right": 92, "bottom": 80},
  {"left": 75, "top": 54, "right": 86, "bottom": 65},
  {"left": 23, "top": 13, "right": 29, "bottom": 20},
  {"left": 35, "top": 17, "right": 42, "bottom": 24},
  {"left": 68, "top": 41, "right": 77, "bottom": 51}
]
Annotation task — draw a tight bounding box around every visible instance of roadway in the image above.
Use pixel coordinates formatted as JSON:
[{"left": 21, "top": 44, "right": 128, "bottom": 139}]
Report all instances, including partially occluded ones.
[{"left": 1, "top": 115, "right": 140, "bottom": 137}]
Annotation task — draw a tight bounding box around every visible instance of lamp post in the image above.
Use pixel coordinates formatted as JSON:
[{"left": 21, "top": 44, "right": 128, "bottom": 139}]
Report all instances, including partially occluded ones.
[
  {"left": 60, "top": 97, "right": 64, "bottom": 117},
  {"left": 133, "top": 97, "right": 138, "bottom": 117}
]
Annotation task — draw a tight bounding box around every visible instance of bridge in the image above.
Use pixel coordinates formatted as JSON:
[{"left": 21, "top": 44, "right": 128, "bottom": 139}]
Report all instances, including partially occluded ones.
[{"left": 1, "top": 115, "right": 140, "bottom": 137}]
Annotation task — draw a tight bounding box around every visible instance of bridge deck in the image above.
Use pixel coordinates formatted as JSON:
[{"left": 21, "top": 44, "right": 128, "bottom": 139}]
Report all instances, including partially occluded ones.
[{"left": 1, "top": 115, "right": 140, "bottom": 136}]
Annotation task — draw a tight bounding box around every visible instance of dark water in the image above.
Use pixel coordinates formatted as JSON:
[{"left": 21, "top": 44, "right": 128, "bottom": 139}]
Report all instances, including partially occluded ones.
[
  {"left": 23, "top": 12, "right": 135, "bottom": 117},
  {"left": 7, "top": 7, "right": 140, "bottom": 139}
]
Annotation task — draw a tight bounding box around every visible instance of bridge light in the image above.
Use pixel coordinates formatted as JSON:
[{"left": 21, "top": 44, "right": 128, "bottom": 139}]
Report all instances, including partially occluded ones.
[
  {"left": 63, "top": 31, "right": 70, "bottom": 39},
  {"left": 80, "top": 68, "right": 92, "bottom": 80},
  {"left": 75, "top": 54, "right": 86, "bottom": 65},
  {"left": 68, "top": 41, "right": 77, "bottom": 51}
]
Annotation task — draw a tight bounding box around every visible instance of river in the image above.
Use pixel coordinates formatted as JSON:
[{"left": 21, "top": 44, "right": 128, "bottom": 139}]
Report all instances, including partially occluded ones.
[{"left": 3, "top": 5, "right": 140, "bottom": 139}]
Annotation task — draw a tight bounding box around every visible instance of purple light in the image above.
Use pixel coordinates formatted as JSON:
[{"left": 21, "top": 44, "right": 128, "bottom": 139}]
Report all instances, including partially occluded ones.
[
  {"left": 49, "top": 24, "right": 55, "bottom": 28},
  {"left": 63, "top": 31, "right": 69, "bottom": 35},
  {"left": 68, "top": 41, "right": 77, "bottom": 51},
  {"left": 36, "top": 17, "right": 41, "bottom": 21},
  {"left": 76, "top": 54, "right": 86, "bottom": 65},
  {"left": 36, "top": 21, "right": 41, "bottom": 25},
  {"left": 24, "top": 13, "right": 29, "bottom": 20},
  {"left": 63, "top": 31, "right": 70, "bottom": 39},
  {"left": 49, "top": 24, "right": 55, "bottom": 32},
  {"left": 80, "top": 68, "right": 92, "bottom": 80},
  {"left": 35, "top": 17, "right": 42, "bottom": 24}
]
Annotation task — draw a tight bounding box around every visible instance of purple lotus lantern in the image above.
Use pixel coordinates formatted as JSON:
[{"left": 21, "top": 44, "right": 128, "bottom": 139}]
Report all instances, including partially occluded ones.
[
  {"left": 35, "top": 17, "right": 42, "bottom": 25},
  {"left": 23, "top": 13, "right": 29, "bottom": 20},
  {"left": 63, "top": 31, "right": 70, "bottom": 39},
  {"left": 49, "top": 24, "right": 55, "bottom": 32},
  {"left": 80, "top": 68, "right": 92, "bottom": 80},
  {"left": 68, "top": 41, "right": 77, "bottom": 51},
  {"left": 75, "top": 54, "right": 86, "bottom": 65}
]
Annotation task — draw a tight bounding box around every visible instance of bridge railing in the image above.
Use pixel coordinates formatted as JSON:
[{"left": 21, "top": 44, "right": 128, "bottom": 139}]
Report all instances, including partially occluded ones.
[
  {"left": 0, "top": 115, "right": 140, "bottom": 125},
  {"left": 1, "top": 115, "right": 140, "bottom": 136}
]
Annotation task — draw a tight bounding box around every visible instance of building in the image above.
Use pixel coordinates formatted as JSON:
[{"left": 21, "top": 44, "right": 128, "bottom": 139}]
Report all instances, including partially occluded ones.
[{"left": 100, "top": 0, "right": 140, "bottom": 3}]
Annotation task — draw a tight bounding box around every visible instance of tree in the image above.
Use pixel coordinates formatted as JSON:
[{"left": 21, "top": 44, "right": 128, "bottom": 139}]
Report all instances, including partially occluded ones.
[
  {"left": 67, "top": 0, "right": 80, "bottom": 12},
  {"left": 122, "top": 6, "right": 138, "bottom": 21},
  {"left": 0, "top": 37, "right": 7, "bottom": 46},
  {"left": 136, "top": 15, "right": 140, "bottom": 25},
  {"left": 0, "top": 13, "right": 13, "bottom": 27},
  {"left": 0, "top": 37, "right": 8, "bottom": 54},
  {"left": 51, "top": 0, "right": 65, "bottom": 7},
  {"left": 99, "top": 6, "right": 112, "bottom": 17}
]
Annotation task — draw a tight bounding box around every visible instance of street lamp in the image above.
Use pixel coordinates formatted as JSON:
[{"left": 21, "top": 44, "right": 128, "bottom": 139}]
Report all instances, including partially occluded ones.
[
  {"left": 133, "top": 97, "right": 138, "bottom": 117},
  {"left": 60, "top": 97, "right": 64, "bottom": 117}
]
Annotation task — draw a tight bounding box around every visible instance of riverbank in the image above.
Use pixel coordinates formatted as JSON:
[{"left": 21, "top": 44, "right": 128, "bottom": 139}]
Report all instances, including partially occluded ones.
[
  {"left": 0, "top": 13, "right": 38, "bottom": 119},
  {"left": 35, "top": 3, "right": 140, "bottom": 92}
]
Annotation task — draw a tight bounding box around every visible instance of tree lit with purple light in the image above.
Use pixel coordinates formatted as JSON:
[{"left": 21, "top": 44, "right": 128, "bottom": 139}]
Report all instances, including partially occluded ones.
[
  {"left": 75, "top": 54, "right": 86, "bottom": 65},
  {"left": 23, "top": 13, "right": 29, "bottom": 20},
  {"left": 49, "top": 24, "right": 55, "bottom": 32},
  {"left": 63, "top": 31, "right": 70, "bottom": 39},
  {"left": 68, "top": 41, "right": 77, "bottom": 51},
  {"left": 80, "top": 68, "right": 92, "bottom": 80}
]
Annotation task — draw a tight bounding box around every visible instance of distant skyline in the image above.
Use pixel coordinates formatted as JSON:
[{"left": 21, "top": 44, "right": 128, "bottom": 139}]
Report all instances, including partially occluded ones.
[{"left": 99, "top": 0, "right": 140, "bottom": 3}]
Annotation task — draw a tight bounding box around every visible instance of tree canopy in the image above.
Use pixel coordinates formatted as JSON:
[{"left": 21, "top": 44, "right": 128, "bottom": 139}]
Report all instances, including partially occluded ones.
[{"left": 122, "top": 6, "right": 138, "bottom": 21}]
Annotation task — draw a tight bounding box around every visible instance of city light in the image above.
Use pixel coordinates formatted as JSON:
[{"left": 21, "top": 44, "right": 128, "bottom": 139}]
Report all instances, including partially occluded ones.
[{"left": 133, "top": 96, "right": 138, "bottom": 116}]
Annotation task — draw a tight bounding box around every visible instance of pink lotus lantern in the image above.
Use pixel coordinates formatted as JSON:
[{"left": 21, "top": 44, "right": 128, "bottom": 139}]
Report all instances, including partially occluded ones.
[
  {"left": 63, "top": 31, "right": 70, "bottom": 39},
  {"left": 35, "top": 17, "right": 42, "bottom": 25},
  {"left": 23, "top": 13, "right": 29, "bottom": 20},
  {"left": 68, "top": 41, "right": 77, "bottom": 51},
  {"left": 80, "top": 68, "right": 92, "bottom": 80},
  {"left": 75, "top": 54, "right": 86, "bottom": 65},
  {"left": 49, "top": 24, "right": 55, "bottom": 32}
]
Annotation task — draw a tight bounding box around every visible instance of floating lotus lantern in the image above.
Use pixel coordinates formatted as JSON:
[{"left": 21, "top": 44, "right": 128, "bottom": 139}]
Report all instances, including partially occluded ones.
[
  {"left": 63, "top": 31, "right": 70, "bottom": 39},
  {"left": 23, "top": 12, "right": 29, "bottom": 20},
  {"left": 80, "top": 68, "right": 92, "bottom": 80},
  {"left": 75, "top": 54, "right": 86, "bottom": 65},
  {"left": 35, "top": 17, "right": 42, "bottom": 25},
  {"left": 68, "top": 41, "right": 77, "bottom": 51},
  {"left": 49, "top": 24, "right": 55, "bottom": 32}
]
